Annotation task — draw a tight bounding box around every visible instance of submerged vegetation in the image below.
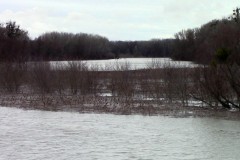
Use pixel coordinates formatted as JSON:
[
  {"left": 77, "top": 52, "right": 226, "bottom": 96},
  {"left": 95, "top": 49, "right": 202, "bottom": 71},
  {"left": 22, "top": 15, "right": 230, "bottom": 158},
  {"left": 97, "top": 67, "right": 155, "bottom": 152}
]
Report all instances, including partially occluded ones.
[
  {"left": 0, "top": 59, "right": 239, "bottom": 117},
  {"left": 0, "top": 9, "right": 239, "bottom": 116}
]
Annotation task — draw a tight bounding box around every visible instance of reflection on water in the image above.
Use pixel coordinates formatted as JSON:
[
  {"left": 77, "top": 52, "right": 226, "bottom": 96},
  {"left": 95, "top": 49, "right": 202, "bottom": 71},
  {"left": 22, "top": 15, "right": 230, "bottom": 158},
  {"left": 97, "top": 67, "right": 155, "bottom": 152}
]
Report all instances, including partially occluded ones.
[{"left": 1, "top": 107, "right": 240, "bottom": 160}]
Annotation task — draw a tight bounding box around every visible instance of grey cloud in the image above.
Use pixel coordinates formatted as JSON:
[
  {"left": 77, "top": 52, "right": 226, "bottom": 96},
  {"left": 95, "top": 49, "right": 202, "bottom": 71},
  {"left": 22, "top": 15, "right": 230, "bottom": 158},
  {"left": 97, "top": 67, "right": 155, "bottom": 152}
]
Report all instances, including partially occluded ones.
[{"left": 0, "top": 0, "right": 239, "bottom": 40}]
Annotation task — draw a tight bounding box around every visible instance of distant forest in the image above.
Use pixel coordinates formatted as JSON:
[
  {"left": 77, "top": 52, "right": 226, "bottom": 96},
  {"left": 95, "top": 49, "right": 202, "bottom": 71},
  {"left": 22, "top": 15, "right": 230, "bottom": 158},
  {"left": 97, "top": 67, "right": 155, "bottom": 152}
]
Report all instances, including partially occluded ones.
[{"left": 0, "top": 12, "right": 240, "bottom": 64}]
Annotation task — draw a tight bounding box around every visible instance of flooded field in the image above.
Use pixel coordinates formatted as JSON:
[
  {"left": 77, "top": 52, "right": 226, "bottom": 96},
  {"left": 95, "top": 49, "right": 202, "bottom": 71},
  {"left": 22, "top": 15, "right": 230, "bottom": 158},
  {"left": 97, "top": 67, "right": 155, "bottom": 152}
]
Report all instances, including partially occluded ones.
[
  {"left": 50, "top": 58, "right": 198, "bottom": 71},
  {"left": 1, "top": 107, "right": 240, "bottom": 160}
]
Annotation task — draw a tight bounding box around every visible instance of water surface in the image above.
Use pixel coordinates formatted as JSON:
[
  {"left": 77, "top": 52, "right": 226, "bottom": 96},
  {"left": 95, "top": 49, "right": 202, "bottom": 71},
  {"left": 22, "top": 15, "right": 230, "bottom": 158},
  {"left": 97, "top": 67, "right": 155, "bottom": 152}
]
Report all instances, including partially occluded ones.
[
  {"left": 50, "top": 58, "right": 198, "bottom": 71},
  {"left": 0, "top": 107, "right": 240, "bottom": 160}
]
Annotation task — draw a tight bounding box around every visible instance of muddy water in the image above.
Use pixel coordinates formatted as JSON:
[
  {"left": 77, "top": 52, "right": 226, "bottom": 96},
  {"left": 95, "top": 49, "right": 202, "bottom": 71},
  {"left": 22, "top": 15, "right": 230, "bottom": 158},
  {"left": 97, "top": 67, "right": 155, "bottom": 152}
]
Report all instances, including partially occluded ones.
[{"left": 1, "top": 107, "right": 240, "bottom": 160}]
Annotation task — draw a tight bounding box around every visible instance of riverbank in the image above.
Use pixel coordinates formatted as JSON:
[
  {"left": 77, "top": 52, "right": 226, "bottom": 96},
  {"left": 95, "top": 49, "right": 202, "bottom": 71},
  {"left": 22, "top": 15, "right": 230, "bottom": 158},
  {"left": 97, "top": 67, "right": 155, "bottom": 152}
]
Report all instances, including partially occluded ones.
[
  {"left": 1, "top": 93, "right": 240, "bottom": 120},
  {"left": 0, "top": 60, "right": 239, "bottom": 118}
]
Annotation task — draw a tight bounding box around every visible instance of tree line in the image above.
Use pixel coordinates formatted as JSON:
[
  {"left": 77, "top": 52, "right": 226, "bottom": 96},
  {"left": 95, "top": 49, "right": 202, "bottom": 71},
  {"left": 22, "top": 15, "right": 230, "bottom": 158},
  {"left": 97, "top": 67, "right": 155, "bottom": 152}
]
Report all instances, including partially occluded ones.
[
  {"left": 0, "top": 11, "right": 240, "bottom": 65},
  {"left": 173, "top": 18, "right": 240, "bottom": 64},
  {"left": 0, "top": 21, "right": 174, "bottom": 61},
  {"left": 32, "top": 33, "right": 176, "bottom": 60},
  {"left": 0, "top": 22, "right": 29, "bottom": 61},
  {"left": 0, "top": 9, "right": 239, "bottom": 110}
]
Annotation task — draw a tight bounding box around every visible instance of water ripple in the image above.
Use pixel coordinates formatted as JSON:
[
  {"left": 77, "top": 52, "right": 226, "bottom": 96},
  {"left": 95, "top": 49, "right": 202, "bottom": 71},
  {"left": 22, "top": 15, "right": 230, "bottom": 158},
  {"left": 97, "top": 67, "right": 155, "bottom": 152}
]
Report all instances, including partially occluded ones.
[{"left": 1, "top": 107, "right": 240, "bottom": 160}]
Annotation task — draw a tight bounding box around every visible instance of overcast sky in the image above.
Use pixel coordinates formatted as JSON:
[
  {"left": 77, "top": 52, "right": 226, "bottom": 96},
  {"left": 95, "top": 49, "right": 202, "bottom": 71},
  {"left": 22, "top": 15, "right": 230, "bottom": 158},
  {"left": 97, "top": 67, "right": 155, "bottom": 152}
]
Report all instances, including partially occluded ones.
[{"left": 0, "top": 0, "right": 239, "bottom": 40}]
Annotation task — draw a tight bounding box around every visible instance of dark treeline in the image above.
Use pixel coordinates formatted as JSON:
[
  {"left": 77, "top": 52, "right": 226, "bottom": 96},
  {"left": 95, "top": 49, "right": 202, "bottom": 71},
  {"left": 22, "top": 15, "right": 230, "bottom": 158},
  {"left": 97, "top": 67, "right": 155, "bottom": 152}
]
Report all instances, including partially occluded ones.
[
  {"left": 32, "top": 32, "right": 111, "bottom": 60},
  {"left": 33, "top": 33, "right": 174, "bottom": 60},
  {"left": 110, "top": 39, "right": 174, "bottom": 58},
  {"left": 174, "top": 18, "right": 240, "bottom": 64},
  {"left": 0, "top": 12, "right": 240, "bottom": 64},
  {"left": 0, "top": 22, "right": 29, "bottom": 61},
  {"left": 0, "top": 21, "right": 174, "bottom": 61}
]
